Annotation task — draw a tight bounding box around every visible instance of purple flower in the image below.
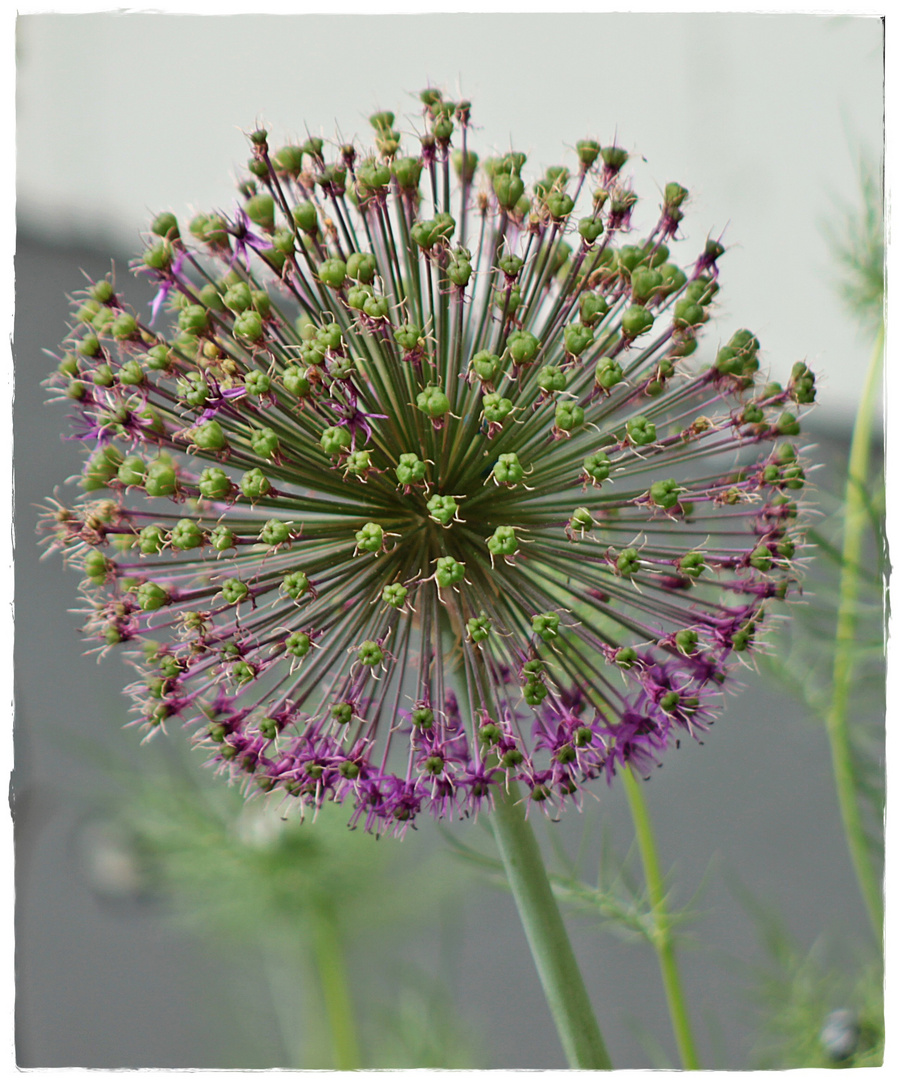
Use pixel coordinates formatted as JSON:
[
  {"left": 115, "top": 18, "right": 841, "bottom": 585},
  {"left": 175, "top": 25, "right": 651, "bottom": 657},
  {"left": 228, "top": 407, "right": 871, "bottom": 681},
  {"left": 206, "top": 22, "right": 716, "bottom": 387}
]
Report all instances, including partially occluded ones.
[{"left": 41, "top": 92, "right": 814, "bottom": 835}]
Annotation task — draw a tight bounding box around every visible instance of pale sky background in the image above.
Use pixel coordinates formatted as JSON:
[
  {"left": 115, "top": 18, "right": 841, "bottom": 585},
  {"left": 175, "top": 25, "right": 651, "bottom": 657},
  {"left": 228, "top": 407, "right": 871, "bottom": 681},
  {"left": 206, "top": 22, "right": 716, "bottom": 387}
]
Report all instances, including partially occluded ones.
[{"left": 15, "top": 10, "right": 884, "bottom": 425}]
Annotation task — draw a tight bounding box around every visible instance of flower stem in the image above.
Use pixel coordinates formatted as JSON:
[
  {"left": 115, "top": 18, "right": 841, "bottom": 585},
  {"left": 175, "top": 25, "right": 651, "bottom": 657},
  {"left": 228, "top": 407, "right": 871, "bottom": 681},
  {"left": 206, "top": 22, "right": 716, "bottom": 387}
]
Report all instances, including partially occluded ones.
[
  {"left": 311, "top": 904, "right": 361, "bottom": 1069},
  {"left": 622, "top": 767, "right": 700, "bottom": 1068},
  {"left": 825, "top": 323, "right": 884, "bottom": 941},
  {"left": 491, "top": 783, "right": 613, "bottom": 1069}
]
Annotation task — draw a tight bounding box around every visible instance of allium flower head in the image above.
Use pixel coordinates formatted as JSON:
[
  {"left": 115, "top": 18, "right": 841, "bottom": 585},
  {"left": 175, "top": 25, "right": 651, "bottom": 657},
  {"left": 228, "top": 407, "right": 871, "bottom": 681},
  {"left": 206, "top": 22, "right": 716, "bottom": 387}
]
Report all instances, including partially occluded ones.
[{"left": 43, "top": 90, "right": 815, "bottom": 834}]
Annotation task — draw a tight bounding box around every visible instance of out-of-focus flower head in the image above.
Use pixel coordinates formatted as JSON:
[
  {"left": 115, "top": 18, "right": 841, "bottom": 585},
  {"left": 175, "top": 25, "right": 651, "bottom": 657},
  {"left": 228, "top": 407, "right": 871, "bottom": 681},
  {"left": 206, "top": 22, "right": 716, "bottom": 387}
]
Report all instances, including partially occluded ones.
[{"left": 42, "top": 90, "right": 815, "bottom": 834}]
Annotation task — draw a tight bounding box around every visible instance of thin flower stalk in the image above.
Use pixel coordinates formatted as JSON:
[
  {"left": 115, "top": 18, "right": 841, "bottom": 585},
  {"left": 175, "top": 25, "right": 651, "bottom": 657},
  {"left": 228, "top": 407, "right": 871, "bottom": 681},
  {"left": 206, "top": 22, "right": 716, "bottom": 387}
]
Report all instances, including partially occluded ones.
[
  {"left": 825, "top": 323, "right": 884, "bottom": 940},
  {"left": 622, "top": 766, "right": 700, "bottom": 1068}
]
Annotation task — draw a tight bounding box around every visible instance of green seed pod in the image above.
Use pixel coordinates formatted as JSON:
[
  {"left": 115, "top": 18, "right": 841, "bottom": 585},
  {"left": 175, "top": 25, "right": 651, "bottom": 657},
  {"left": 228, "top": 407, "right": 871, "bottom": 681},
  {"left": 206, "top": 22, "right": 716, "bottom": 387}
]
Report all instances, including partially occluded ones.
[
  {"left": 382, "top": 583, "right": 409, "bottom": 609},
  {"left": 554, "top": 401, "right": 584, "bottom": 432},
  {"left": 137, "top": 581, "right": 169, "bottom": 611},
  {"left": 482, "top": 393, "right": 513, "bottom": 425},
  {"left": 220, "top": 578, "right": 249, "bottom": 604},
  {"left": 171, "top": 518, "right": 204, "bottom": 550},
  {"left": 583, "top": 451, "right": 611, "bottom": 483},
  {"left": 564, "top": 323, "right": 594, "bottom": 357},
  {"left": 427, "top": 494, "right": 459, "bottom": 526},
  {"left": 492, "top": 453, "right": 524, "bottom": 485},
  {"left": 578, "top": 217, "right": 604, "bottom": 243},
  {"left": 210, "top": 525, "right": 235, "bottom": 551},
  {"left": 507, "top": 330, "right": 539, "bottom": 365},
  {"left": 434, "top": 556, "right": 465, "bottom": 588},
  {"left": 532, "top": 612, "right": 560, "bottom": 641},
  {"left": 240, "top": 468, "right": 271, "bottom": 499},
  {"left": 649, "top": 479, "right": 680, "bottom": 510},
  {"left": 416, "top": 385, "right": 451, "bottom": 419},
  {"left": 251, "top": 427, "right": 279, "bottom": 458},
  {"left": 198, "top": 467, "right": 232, "bottom": 500},
  {"left": 487, "top": 526, "right": 518, "bottom": 557},
  {"left": 321, "top": 426, "right": 352, "bottom": 456},
  {"left": 355, "top": 522, "right": 384, "bottom": 554},
  {"left": 395, "top": 453, "right": 426, "bottom": 487},
  {"left": 621, "top": 305, "right": 655, "bottom": 339},
  {"left": 245, "top": 193, "right": 275, "bottom": 232},
  {"left": 537, "top": 365, "right": 567, "bottom": 393},
  {"left": 292, "top": 201, "right": 319, "bottom": 234},
  {"left": 137, "top": 525, "right": 166, "bottom": 555},
  {"left": 191, "top": 420, "right": 227, "bottom": 452},
  {"left": 117, "top": 454, "right": 146, "bottom": 487},
  {"left": 144, "top": 460, "right": 177, "bottom": 497}
]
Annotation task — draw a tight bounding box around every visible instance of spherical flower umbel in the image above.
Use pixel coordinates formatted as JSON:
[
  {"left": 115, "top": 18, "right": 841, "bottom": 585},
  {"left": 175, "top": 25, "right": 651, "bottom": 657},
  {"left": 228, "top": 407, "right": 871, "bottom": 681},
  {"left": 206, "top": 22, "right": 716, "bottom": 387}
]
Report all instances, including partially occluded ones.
[{"left": 43, "top": 90, "right": 815, "bottom": 835}]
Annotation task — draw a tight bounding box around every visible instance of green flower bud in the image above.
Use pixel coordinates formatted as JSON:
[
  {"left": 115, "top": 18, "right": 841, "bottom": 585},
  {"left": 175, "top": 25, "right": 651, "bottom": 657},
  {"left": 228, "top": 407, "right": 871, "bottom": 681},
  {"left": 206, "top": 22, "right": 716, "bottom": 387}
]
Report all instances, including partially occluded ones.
[
  {"left": 467, "top": 616, "right": 491, "bottom": 643},
  {"left": 675, "top": 629, "right": 698, "bottom": 655}
]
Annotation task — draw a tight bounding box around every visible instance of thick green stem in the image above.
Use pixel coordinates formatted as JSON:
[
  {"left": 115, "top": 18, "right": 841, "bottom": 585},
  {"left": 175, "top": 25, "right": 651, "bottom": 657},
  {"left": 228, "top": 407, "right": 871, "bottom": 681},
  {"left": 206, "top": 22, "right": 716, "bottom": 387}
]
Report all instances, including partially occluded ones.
[
  {"left": 311, "top": 904, "right": 361, "bottom": 1070},
  {"left": 825, "top": 324, "right": 884, "bottom": 940},
  {"left": 622, "top": 767, "right": 700, "bottom": 1068},
  {"left": 491, "top": 783, "right": 613, "bottom": 1069}
]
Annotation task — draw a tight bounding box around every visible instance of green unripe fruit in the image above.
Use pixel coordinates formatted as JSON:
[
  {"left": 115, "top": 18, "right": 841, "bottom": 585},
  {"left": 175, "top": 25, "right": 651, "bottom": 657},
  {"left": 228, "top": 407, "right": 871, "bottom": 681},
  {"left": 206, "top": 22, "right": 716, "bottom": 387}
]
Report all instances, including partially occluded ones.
[
  {"left": 191, "top": 420, "right": 227, "bottom": 451},
  {"left": 245, "top": 193, "right": 275, "bottom": 232},
  {"left": 320, "top": 426, "right": 352, "bottom": 455},
  {"left": 199, "top": 467, "right": 232, "bottom": 500},
  {"left": 144, "top": 460, "right": 177, "bottom": 497},
  {"left": 170, "top": 518, "right": 204, "bottom": 550},
  {"left": 621, "top": 305, "right": 655, "bottom": 338},
  {"left": 395, "top": 453, "right": 426, "bottom": 487},
  {"left": 137, "top": 582, "right": 169, "bottom": 611}
]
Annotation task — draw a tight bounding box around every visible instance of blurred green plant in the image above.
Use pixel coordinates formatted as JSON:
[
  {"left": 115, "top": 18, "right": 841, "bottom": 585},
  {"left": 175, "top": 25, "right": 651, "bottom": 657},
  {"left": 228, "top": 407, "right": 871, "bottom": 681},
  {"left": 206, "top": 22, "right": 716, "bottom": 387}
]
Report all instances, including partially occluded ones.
[
  {"left": 747, "top": 156, "right": 885, "bottom": 1066},
  {"left": 90, "top": 741, "right": 475, "bottom": 1068},
  {"left": 730, "top": 880, "right": 883, "bottom": 1068}
]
